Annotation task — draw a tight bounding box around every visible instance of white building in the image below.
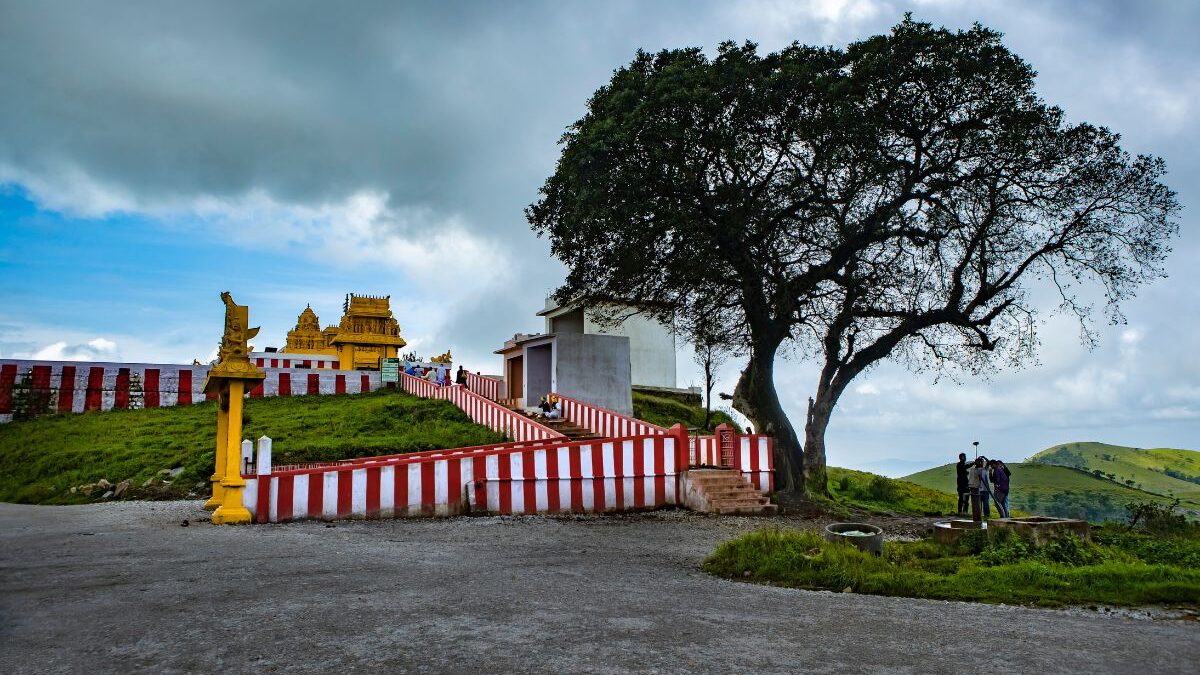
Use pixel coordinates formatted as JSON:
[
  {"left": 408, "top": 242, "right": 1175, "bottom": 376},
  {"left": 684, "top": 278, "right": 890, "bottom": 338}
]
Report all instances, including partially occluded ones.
[{"left": 537, "top": 298, "right": 677, "bottom": 390}]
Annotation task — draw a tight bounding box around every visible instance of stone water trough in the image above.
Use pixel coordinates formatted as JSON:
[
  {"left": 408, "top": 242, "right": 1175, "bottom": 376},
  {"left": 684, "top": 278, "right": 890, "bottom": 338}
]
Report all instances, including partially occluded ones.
[
  {"left": 989, "top": 516, "right": 1090, "bottom": 543},
  {"left": 932, "top": 519, "right": 987, "bottom": 545},
  {"left": 825, "top": 522, "right": 884, "bottom": 556}
]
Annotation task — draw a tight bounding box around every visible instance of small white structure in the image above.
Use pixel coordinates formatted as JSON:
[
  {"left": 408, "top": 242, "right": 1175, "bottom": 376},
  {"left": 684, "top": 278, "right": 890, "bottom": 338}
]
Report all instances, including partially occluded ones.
[{"left": 537, "top": 298, "right": 677, "bottom": 390}]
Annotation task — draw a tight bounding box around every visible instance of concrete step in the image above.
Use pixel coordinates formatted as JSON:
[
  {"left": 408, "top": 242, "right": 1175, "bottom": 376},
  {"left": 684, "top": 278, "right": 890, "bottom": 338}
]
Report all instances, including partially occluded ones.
[
  {"left": 685, "top": 468, "right": 777, "bottom": 516},
  {"left": 713, "top": 503, "right": 780, "bottom": 516}
]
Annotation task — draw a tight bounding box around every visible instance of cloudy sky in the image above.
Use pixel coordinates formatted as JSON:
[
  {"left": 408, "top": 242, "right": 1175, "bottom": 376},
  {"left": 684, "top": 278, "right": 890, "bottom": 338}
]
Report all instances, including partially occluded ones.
[{"left": 1, "top": 0, "right": 1196, "bottom": 475}]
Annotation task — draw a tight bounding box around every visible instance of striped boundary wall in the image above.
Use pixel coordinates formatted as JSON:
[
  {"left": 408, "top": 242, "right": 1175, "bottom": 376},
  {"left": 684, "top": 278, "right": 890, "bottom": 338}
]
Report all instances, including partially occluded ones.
[
  {"left": 252, "top": 353, "right": 339, "bottom": 370},
  {"left": 0, "top": 359, "right": 382, "bottom": 423},
  {"left": 400, "top": 372, "right": 563, "bottom": 443},
  {"left": 691, "top": 434, "right": 774, "bottom": 493},
  {"left": 241, "top": 431, "right": 686, "bottom": 522},
  {"left": 555, "top": 394, "right": 667, "bottom": 438},
  {"left": 464, "top": 371, "right": 502, "bottom": 401}
]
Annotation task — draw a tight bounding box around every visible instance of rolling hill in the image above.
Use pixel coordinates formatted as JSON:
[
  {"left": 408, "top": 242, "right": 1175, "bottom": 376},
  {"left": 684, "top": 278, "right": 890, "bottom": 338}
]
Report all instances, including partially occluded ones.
[
  {"left": 1027, "top": 441, "right": 1200, "bottom": 504},
  {"left": 902, "top": 462, "right": 1198, "bottom": 523}
]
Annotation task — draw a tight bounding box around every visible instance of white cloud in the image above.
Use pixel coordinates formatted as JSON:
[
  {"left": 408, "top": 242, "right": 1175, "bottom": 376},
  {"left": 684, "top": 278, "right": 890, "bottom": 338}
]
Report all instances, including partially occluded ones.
[
  {"left": 0, "top": 164, "right": 513, "bottom": 306},
  {"left": 29, "top": 338, "right": 119, "bottom": 362}
]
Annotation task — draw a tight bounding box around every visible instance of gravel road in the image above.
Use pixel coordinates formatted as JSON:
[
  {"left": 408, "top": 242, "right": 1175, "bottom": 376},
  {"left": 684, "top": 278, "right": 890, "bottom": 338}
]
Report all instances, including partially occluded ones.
[{"left": 0, "top": 501, "right": 1196, "bottom": 674}]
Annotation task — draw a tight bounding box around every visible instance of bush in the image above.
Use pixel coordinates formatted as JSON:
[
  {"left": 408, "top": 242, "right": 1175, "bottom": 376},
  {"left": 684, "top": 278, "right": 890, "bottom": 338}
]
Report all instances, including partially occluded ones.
[
  {"left": 1125, "top": 499, "right": 1193, "bottom": 536},
  {"left": 865, "top": 475, "right": 897, "bottom": 502},
  {"left": 1040, "top": 535, "right": 1104, "bottom": 566}
]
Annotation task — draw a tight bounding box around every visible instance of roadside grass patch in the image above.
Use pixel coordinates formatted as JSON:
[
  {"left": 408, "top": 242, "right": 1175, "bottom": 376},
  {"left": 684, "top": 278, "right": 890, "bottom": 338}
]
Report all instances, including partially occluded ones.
[
  {"left": 0, "top": 388, "right": 505, "bottom": 505},
  {"left": 703, "top": 528, "right": 1200, "bottom": 607}
]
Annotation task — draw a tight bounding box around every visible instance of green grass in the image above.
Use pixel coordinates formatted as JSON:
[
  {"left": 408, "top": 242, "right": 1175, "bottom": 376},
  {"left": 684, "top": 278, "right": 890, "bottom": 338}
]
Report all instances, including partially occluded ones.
[
  {"left": 902, "top": 462, "right": 1197, "bottom": 522},
  {"left": 0, "top": 388, "right": 505, "bottom": 505},
  {"left": 631, "top": 391, "right": 739, "bottom": 433},
  {"left": 827, "top": 467, "right": 958, "bottom": 516},
  {"left": 1029, "top": 441, "right": 1200, "bottom": 504},
  {"left": 704, "top": 528, "right": 1200, "bottom": 607}
]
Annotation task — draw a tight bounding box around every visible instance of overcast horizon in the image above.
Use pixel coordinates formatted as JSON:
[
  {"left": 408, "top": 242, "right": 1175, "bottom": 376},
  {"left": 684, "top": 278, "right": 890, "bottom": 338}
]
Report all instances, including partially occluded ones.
[{"left": 1, "top": 0, "right": 1196, "bottom": 476}]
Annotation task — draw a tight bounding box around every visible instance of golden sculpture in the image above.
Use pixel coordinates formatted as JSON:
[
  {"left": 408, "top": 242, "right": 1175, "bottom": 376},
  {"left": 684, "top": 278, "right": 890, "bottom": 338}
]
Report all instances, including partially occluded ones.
[
  {"left": 431, "top": 350, "right": 453, "bottom": 364},
  {"left": 203, "top": 291, "right": 265, "bottom": 525}
]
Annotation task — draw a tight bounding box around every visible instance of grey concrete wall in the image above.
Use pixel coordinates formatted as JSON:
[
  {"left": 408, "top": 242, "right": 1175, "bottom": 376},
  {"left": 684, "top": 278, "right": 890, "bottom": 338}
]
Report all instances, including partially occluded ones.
[
  {"left": 548, "top": 309, "right": 585, "bottom": 334},
  {"left": 583, "top": 309, "right": 676, "bottom": 389},
  {"left": 524, "top": 344, "right": 553, "bottom": 408},
  {"left": 553, "top": 333, "right": 633, "bottom": 415}
]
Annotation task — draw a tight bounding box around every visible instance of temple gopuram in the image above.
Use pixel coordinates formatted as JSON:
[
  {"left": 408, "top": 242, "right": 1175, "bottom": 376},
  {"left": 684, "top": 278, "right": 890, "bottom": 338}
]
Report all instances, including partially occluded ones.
[{"left": 278, "top": 293, "right": 406, "bottom": 370}]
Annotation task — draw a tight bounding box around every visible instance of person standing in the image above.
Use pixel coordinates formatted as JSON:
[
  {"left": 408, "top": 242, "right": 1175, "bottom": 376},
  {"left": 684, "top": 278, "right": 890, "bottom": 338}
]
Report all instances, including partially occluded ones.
[
  {"left": 955, "top": 453, "right": 970, "bottom": 515},
  {"left": 978, "top": 456, "right": 993, "bottom": 518},
  {"left": 990, "top": 460, "right": 1011, "bottom": 518},
  {"left": 967, "top": 457, "right": 984, "bottom": 522},
  {"left": 456, "top": 365, "right": 467, "bottom": 386}
]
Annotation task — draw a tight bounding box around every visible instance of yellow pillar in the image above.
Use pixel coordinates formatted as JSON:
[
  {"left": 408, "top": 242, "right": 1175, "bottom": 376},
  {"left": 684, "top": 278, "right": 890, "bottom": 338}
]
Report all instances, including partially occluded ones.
[
  {"left": 212, "top": 380, "right": 253, "bottom": 525},
  {"left": 203, "top": 393, "right": 229, "bottom": 510}
]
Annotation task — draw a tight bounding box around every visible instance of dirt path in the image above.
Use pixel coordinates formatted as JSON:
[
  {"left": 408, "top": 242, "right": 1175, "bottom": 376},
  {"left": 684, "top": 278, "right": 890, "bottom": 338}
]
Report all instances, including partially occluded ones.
[{"left": 0, "top": 502, "right": 1195, "bottom": 674}]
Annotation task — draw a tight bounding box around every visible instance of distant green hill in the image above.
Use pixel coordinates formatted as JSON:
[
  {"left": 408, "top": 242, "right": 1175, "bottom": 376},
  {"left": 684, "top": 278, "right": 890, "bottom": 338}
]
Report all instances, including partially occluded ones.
[
  {"left": 1027, "top": 441, "right": 1200, "bottom": 504},
  {"left": 902, "top": 462, "right": 1198, "bottom": 523}
]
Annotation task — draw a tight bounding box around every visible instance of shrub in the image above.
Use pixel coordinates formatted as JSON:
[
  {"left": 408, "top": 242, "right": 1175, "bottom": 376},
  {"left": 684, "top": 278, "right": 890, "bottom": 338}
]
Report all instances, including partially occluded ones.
[
  {"left": 1126, "top": 499, "right": 1192, "bottom": 536},
  {"left": 865, "top": 475, "right": 897, "bottom": 502}
]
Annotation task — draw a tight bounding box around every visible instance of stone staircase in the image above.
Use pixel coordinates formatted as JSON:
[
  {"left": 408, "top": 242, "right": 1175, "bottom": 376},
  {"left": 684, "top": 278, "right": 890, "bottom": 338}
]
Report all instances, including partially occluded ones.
[
  {"left": 682, "top": 469, "right": 779, "bottom": 515},
  {"left": 500, "top": 401, "right": 603, "bottom": 441}
]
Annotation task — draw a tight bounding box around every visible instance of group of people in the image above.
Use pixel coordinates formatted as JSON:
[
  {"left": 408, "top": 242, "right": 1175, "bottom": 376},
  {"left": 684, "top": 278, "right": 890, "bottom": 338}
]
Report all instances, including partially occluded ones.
[
  {"left": 537, "top": 394, "right": 562, "bottom": 420},
  {"left": 955, "top": 453, "right": 1012, "bottom": 519},
  {"left": 403, "top": 364, "right": 473, "bottom": 387}
]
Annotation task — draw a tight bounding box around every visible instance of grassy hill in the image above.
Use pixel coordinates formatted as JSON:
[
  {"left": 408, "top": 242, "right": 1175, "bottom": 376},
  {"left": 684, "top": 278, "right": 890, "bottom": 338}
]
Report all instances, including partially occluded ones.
[
  {"left": 631, "top": 391, "right": 739, "bottom": 432},
  {"left": 827, "top": 467, "right": 958, "bottom": 516},
  {"left": 903, "top": 462, "right": 1197, "bottom": 523},
  {"left": 1028, "top": 441, "right": 1200, "bottom": 504},
  {"left": 0, "top": 389, "right": 505, "bottom": 505}
]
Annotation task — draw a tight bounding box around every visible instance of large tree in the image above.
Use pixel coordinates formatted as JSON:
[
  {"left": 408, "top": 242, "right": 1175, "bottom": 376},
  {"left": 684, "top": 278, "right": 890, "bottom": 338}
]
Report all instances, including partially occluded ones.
[{"left": 527, "top": 19, "right": 1179, "bottom": 495}]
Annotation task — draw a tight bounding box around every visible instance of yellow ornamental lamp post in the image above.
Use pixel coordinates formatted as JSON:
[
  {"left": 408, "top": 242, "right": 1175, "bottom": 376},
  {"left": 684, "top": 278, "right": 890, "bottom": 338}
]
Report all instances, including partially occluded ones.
[{"left": 204, "top": 291, "right": 266, "bottom": 525}]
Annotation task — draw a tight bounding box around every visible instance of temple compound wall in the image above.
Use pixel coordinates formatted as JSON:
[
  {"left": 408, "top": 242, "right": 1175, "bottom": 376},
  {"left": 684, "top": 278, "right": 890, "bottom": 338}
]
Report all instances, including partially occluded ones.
[{"left": 0, "top": 359, "right": 382, "bottom": 423}]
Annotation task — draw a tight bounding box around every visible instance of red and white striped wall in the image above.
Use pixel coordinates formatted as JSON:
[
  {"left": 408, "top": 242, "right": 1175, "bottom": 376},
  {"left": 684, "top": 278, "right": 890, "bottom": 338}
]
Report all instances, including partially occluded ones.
[
  {"left": 738, "top": 435, "right": 774, "bottom": 493},
  {"left": 464, "top": 371, "right": 502, "bottom": 401},
  {"left": 400, "top": 373, "right": 563, "bottom": 443},
  {"left": 241, "top": 432, "right": 685, "bottom": 522},
  {"left": 0, "top": 359, "right": 382, "bottom": 423},
  {"left": 251, "top": 353, "right": 340, "bottom": 370},
  {"left": 692, "top": 435, "right": 719, "bottom": 466},
  {"left": 687, "top": 433, "right": 773, "bottom": 494},
  {"left": 554, "top": 394, "right": 667, "bottom": 438}
]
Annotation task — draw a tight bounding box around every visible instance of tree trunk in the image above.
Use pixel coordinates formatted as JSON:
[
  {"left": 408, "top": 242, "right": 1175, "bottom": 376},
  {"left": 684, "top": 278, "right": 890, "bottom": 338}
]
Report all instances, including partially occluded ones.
[
  {"left": 731, "top": 339, "right": 804, "bottom": 494},
  {"left": 702, "top": 353, "right": 713, "bottom": 430},
  {"left": 803, "top": 392, "right": 835, "bottom": 496}
]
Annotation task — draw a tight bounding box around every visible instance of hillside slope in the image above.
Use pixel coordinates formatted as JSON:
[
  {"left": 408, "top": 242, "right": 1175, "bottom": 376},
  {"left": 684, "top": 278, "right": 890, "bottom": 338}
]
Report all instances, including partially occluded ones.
[
  {"left": 1028, "top": 442, "right": 1200, "bottom": 503},
  {"left": 903, "top": 462, "right": 1197, "bottom": 522},
  {"left": 0, "top": 389, "right": 506, "bottom": 505}
]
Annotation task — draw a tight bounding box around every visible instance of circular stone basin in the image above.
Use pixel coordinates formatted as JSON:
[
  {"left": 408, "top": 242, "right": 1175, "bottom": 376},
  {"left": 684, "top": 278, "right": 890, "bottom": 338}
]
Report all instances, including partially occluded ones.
[
  {"left": 824, "top": 522, "right": 884, "bottom": 556},
  {"left": 932, "top": 519, "right": 987, "bottom": 545}
]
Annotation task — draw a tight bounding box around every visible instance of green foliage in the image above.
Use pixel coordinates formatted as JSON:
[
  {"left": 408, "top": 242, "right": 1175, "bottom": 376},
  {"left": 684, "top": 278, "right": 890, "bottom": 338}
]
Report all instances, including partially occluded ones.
[
  {"left": 631, "top": 392, "right": 737, "bottom": 433},
  {"left": 705, "top": 528, "right": 1200, "bottom": 607},
  {"left": 0, "top": 388, "right": 506, "bottom": 505},
  {"left": 1125, "top": 499, "right": 1194, "bottom": 536},
  {"left": 826, "top": 467, "right": 956, "bottom": 516},
  {"left": 1093, "top": 529, "right": 1200, "bottom": 568}
]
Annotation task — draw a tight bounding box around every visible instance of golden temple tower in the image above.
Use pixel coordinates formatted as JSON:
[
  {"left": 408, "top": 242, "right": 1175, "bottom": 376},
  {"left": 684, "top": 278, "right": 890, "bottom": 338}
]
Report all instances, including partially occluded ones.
[
  {"left": 284, "top": 305, "right": 337, "bottom": 356},
  {"left": 330, "top": 294, "right": 407, "bottom": 370}
]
